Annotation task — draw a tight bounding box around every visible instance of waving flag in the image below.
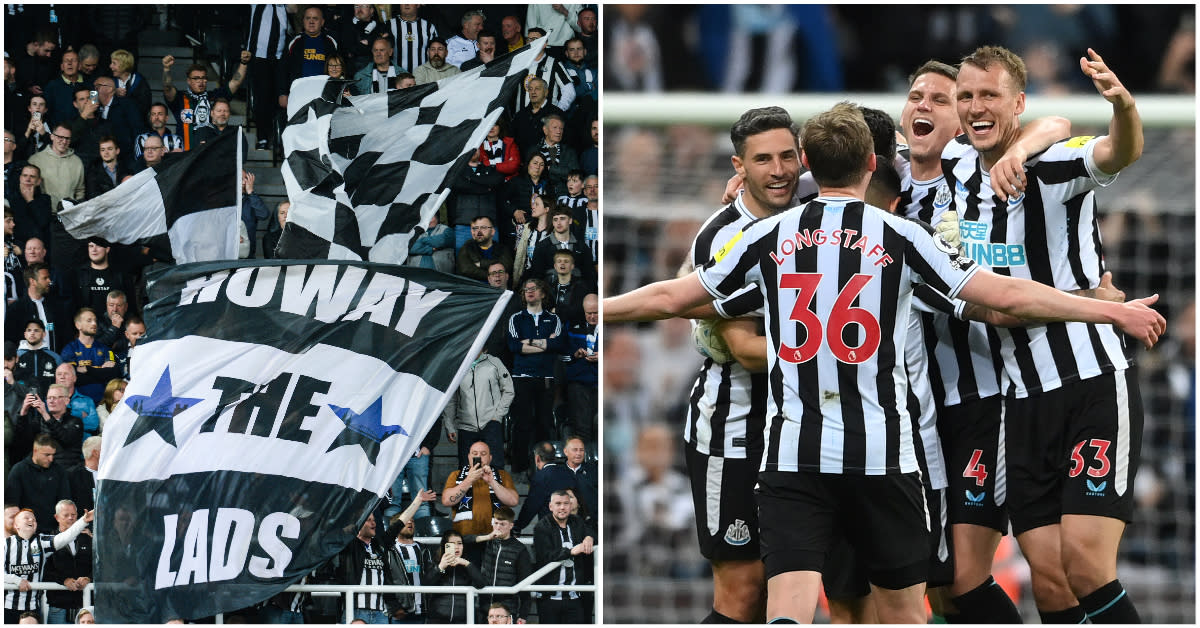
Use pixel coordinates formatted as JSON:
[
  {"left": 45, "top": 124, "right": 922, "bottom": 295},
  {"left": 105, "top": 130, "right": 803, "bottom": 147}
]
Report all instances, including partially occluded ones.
[
  {"left": 276, "top": 38, "right": 547, "bottom": 263},
  {"left": 94, "top": 260, "right": 511, "bottom": 623},
  {"left": 60, "top": 128, "right": 242, "bottom": 264}
]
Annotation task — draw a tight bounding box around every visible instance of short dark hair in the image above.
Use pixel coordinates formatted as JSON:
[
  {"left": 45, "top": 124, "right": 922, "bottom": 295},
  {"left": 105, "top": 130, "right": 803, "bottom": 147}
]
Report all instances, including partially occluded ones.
[
  {"left": 470, "top": 215, "right": 494, "bottom": 227},
  {"left": 33, "top": 433, "right": 58, "bottom": 450},
  {"left": 549, "top": 203, "right": 573, "bottom": 220},
  {"left": 126, "top": 314, "right": 146, "bottom": 328},
  {"left": 493, "top": 506, "right": 515, "bottom": 522},
  {"left": 149, "top": 102, "right": 168, "bottom": 114},
  {"left": 98, "top": 135, "right": 119, "bottom": 149},
  {"left": 857, "top": 106, "right": 897, "bottom": 162},
  {"left": 186, "top": 63, "right": 207, "bottom": 78},
  {"left": 533, "top": 441, "right": 557, "bottom": 463},
  {"left": 527, "top": 27, "right": 546, "bottom": 38},
  {"left": 730, "top": 106, "right": 799, "bottom": 158},
  {"left": 24, "top": 262, "right": 48, "bottom": 285},
  {"left": 478, "top": 30, "right": 498, "bottom": 44},
  {"left": 908, "top": 60, "right": 958, "bottom": 87},
  {"left": 428, "top": 37, "right": 447, "bottom": 49},
  {"left": 867, "top": 160, "right": 903, "bottom": 209}
]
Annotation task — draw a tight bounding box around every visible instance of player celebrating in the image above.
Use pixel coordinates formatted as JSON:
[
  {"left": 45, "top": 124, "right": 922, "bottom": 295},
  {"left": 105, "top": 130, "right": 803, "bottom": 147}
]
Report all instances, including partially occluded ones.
[
  {"left": 942, "top": 46, "right": 1148, "bottom": 624},
  {"left": 604, "top": 103, "right": 1165, "bottom": 623},
  {"left": 682, "top": 106, "right": 800, "bottom": 624}
]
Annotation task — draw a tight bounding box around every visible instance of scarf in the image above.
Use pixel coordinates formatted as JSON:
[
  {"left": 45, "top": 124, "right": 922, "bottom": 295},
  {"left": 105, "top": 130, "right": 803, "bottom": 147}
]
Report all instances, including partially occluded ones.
[{"left": 452, "top": 464, "right": 502, "bottom": 522}]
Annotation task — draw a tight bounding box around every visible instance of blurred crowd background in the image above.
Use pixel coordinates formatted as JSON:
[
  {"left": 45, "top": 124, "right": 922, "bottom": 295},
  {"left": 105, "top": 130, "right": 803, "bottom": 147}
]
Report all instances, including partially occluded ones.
[{"left": 601, "top": 4, "right": 1195, "bottom": 623}]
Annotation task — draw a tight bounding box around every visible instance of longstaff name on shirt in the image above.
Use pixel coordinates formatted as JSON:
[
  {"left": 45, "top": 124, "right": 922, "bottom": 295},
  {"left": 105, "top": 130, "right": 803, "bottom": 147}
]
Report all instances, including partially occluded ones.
[{"left": 769, "top": 228, "right": 893, "bottom": 267}]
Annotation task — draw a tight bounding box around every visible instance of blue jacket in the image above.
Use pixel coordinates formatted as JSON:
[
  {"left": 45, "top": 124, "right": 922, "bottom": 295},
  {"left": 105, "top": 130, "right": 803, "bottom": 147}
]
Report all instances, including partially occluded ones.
[
  {"left": 562, "top": 321, "right": 597, "bottom": 385},
  {"left": 506, "top": 309, "right": 567, "bottom": 378}
]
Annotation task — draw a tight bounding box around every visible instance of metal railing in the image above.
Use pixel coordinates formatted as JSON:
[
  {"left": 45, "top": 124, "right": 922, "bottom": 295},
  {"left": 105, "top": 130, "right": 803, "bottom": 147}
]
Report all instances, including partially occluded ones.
[{"left": 7, "top": 547, "right": 598, "bottom": 624}]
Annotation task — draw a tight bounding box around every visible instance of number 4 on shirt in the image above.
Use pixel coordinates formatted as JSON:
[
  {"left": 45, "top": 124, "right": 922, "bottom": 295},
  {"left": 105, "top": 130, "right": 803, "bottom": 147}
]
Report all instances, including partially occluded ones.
[{"left": 778, "top": 273, "right": 881, "bottom": 364}]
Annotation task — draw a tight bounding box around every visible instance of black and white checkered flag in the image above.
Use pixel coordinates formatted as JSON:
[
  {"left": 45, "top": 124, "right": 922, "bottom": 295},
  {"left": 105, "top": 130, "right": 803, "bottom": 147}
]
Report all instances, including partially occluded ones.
[{"left": 277, "top": 38, "right": 548, "bottom": 263}]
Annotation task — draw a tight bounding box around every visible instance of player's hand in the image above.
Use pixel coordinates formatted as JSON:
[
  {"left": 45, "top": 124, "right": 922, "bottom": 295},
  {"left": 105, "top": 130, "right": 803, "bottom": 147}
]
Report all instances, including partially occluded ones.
[
  {"left": 1093, "top": 271, "right": 1125, "bottom": 303},
  {"left": 934, "top": 210, "right": 965, "bottom": 256},
  {"left": 721, "top": 173, "right": 744, "bottom": 204},
  {"left": 1114, "top": 294, "right": 1166, "bottom": 349},
  {"left": 1080, "top": 48, "right": 1134, "bottom": 111},
  {"left": 990, "top": 145, "right": 1028, "bottom": 203},
  {"left": 163, "top": 55, "right": 175, "bottom": 70},
  {"left": 693, "top": 318, "right": 733, "bottom": 363}
]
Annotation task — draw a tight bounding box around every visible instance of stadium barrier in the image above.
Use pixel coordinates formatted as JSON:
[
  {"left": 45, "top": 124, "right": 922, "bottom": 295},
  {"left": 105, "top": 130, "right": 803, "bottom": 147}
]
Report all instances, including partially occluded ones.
[{"left": 10, "top": 547, "right": 597, "bottom": 624}]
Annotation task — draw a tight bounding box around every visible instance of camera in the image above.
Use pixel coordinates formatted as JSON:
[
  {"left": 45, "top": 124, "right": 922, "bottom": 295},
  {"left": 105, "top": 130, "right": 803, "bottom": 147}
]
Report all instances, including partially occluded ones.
[
  {"left": 472, "top": 456, "right": 482, "bottom": 467},
  {"left": 31, "top": 111, "right": 41, "bottom": 121},
  {"left": 89, "top": 90, "right": 99, "bottom": 104}
]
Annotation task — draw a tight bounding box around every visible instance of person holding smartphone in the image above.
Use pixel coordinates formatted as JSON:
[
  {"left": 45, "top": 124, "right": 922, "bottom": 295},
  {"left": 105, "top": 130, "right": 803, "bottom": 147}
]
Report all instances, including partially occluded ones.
[
  {"left": 442, "top": 441, "right": 519, "bottom": 560},
  {"left": 427, "top": 530, "right": 486, "bottom": 624}
]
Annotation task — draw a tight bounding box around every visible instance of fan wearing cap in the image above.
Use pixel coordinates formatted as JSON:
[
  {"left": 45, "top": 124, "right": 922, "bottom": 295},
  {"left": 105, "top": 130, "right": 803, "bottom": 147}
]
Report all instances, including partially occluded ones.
[{"left": 73, "top": 236, "right": 135, "bottom": 315}]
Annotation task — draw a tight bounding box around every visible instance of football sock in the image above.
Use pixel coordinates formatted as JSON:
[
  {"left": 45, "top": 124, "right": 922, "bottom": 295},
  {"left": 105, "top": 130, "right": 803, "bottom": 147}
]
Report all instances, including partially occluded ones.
[
  {"left": 1079, "top": 579, "right": 1140, "bottom": 624},
  {"left": 1037, "top": 605, "right": 1087, "bottom": 624},
  {"left": 950, "top": 576, "right": 1022, "bottom": 623}
]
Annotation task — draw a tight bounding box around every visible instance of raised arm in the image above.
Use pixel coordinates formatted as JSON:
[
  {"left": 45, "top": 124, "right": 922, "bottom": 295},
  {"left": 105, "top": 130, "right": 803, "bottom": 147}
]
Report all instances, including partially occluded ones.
[
  {"left": 1081, "top": 47, "right": 1144, "bottom": 175},
  {"left": 604, "top": 272, "right": 714, "bottom": 323},
  {"left": 226, "top": 51, "right": 252, "bottom": 95},
  {"left": 161, "top": 55, "right": 177, "bottom": 102},
  {"left": 957, "top": 270, "right": 1164, "bottom": 348}
]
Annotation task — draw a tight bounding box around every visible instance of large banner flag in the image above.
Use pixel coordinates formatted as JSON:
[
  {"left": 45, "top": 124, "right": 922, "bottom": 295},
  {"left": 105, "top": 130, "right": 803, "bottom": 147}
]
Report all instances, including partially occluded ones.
[
  {"left": 59, "top": 128, "right": 243, "bottom": 264},
  {"left": 276, "top": 38, "right": 548, "bottom": 263},
  {"left": 93, "top": 260, "right": 511, "bottom": 623}
]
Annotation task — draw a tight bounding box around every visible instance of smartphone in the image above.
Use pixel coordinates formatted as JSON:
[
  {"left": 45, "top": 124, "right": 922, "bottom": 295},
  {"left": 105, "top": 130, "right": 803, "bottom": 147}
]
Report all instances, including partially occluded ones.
[
  {"left": 31, "top": 111, "right": 40, "bottom": 121},
  {"left": 472, "top": 456, "right": 482, "bottom": 467},
  {"left": 89, "top": 90, "right": 99, "bottom": 104}
]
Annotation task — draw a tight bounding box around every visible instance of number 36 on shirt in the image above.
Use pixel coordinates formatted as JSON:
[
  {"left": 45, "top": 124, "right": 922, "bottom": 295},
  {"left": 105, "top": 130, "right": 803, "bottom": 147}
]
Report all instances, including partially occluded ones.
[{"left": 778, "top": 272, "right": 881, "bottom": 365}]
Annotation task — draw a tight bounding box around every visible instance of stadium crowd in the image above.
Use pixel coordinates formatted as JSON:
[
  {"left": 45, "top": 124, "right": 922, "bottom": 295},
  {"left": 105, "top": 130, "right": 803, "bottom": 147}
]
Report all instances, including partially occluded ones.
[{"left": 4, "top": 4, "right": 599, "bottom": 624}]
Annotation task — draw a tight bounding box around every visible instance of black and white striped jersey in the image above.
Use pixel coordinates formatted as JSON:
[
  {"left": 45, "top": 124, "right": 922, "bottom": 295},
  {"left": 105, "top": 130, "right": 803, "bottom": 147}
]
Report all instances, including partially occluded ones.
[
  {"left": 583, "top": 207, "right": 598, "bottom": 264},
  {"left": 515, "top": 55, "right": 577, "bottom": 113},
  {"left": 697, "top": 196, "right": 979, "bottom": 474},
  {"left": 389, "top": 17, "right": 439, "bottom": 72},
  {"left": 549, "top": 524, "right": 579, "bottom": 600},
  {"left": 246, "top": 5, "right": 289, "bottom": 59},
  {"left": 356, "top": 542, "right": 387, "bottom": 612},
  {"left": 685, "top": 191, "right": 769, "bottom": 460},
  {"left": 908, "top": 289, "right": 951, "bottom": 490},
  {"left": 902, "top": 171, "right": 1004, "bottom": 406},
  {"left": 3, "top": 533, "right": 55, "bottom": 611},
  {"left": 942, "top": 135, "right": 1129, "bottom": 398}
]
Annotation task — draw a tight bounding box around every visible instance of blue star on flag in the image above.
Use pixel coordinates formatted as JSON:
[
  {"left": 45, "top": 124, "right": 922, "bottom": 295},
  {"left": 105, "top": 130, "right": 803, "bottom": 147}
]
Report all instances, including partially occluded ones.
[
  {"left": 122, "top": 367, "right": 204, "bottom": 447},
  {"left": 326, "top": 397, "right": 407, "bottom": 464}
]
